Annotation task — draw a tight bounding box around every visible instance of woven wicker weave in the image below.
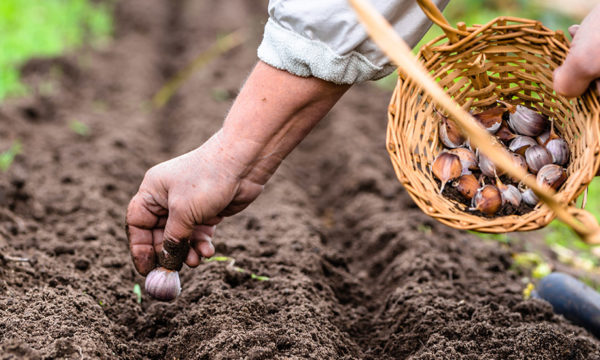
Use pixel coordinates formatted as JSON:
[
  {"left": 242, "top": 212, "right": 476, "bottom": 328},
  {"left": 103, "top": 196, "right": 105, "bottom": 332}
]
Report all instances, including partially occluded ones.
[{"left": 386, "top": 12, "right": 600, "bottom": 233}]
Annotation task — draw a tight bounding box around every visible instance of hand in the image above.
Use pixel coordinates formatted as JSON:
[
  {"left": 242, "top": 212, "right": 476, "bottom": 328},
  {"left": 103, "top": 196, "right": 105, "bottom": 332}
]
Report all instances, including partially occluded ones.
[
  {"left": 126, "top": 132, "right": 263, "bottom": 275},
  {"left": 125, "top": 61, "right": 349, "bottom": 276},
  {"left": 553, "top": 5, "right": 600, "bottom": 97}
]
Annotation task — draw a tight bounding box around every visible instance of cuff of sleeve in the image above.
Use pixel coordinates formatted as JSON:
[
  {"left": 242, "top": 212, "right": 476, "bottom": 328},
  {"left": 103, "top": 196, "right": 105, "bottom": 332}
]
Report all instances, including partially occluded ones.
[{"left": 257, "top": 18, "right": 395, "bottom": 85}]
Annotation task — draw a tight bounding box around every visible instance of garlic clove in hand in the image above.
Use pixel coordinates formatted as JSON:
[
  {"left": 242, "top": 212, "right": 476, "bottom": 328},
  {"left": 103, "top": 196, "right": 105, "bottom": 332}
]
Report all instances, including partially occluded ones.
[{"left": 145, "top": 267, "right": 182, "bottom": 301}]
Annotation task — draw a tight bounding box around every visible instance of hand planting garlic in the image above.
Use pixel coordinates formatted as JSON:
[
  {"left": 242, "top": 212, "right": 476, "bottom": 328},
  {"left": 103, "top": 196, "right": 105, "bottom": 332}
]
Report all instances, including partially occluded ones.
[
  {"left": 434, "top": 102, "right": 570, "bottom": 217},
  {"left": 144, "top": 237, "right": 189, "bottom": 301}
]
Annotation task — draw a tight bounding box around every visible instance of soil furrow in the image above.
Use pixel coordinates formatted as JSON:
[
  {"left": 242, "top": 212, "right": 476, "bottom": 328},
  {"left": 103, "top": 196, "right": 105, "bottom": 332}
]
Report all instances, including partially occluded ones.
[{"left": 1, "top": 1, "right": 600, "bottom": 359}]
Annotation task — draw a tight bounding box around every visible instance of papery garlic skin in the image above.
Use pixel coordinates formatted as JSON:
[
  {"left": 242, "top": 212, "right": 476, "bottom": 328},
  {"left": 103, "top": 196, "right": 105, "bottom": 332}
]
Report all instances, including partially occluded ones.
[
  {"left": 508, "top": 105, "right": 549, "bottom": 137},
  {"left": 545, "top": 138, "right": 570, "bottom": 166},
  {"left": 145, "top": 267, "right": 182, "bottom": 301},
  {"left": 453, "top": 174, "right": 479, "bottom": 200},
  {"left": 432, "top": 152, "right": 462, "bottom": 193},
  {"left": 470, "top": 185, "right": 502, "bottom": 215},
  {"left": 448, "top": 148, "right": 478, "bottom": 174},
  {"left": 509, "top": 136, "right": 537, "bottom": 156},
  {"left": 525, "top": 145, "right": 552, "bottom": 174},
  {"left": 537, "top": 164, "right": 567, "bottom": 190},
  {"left": 439, "top": 117, "right": 465, "bottom": 148},
  {"left": 478, "top": 151, "right": 504, "bottom": 177},
  {"left": 522, "top": 188, "right": 539, "bottom": 206},
  {"left": 500, "top": 184, "right": 522, "bottom": 207},
  {"left": 508, "top": 152, "right": 528, "bottom": 182}
]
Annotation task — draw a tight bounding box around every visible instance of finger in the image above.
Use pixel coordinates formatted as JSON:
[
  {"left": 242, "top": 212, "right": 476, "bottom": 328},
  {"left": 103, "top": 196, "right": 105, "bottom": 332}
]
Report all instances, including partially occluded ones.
[
  {"left": 597, "top": 79, "right": 600, "bottom": 96},
  {"left": 126, "top": 192, "right": 164, "bottom": 229},
  {"left": 568, "top": 24, "right": 580, "bottom": 38},
  {"left": 127, "top": 224, "right": 156, "bottom": 276},
  {"left": 191, "top": 225, "right": 216, "bottom": 258},
  {"left": 185, "top": 249, "right": 201, "bottom": 268},
  {"left": 553, "top": 57, "right": 596, "bottom": 97},
  {"left": 161, "top": 205, "right": 195, "bottom": 270},
  {"left": 204, "top": 216, "right": 223, "bottom": 226}
]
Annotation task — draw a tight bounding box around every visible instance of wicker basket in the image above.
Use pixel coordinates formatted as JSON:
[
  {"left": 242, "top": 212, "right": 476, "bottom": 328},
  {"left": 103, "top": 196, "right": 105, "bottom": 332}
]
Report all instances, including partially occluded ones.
[{"left": 351, "top": 0, "right": 600, "bottom": 238}]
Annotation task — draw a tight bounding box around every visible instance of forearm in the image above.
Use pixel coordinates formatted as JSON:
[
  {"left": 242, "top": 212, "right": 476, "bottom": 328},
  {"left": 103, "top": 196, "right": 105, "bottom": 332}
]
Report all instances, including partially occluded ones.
[{"left": 219, "top": 61, "right": 350, "bottom": 185}]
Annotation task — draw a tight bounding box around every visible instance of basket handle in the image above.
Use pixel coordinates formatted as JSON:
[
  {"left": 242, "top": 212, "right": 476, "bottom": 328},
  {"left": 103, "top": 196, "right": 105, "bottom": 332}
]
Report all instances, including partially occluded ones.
[
  {"left": 415, "top": 0, "right": 463, "bottom": 43},
  {"left": 348, "top": 0, "right": 600, "bottom": 244}
]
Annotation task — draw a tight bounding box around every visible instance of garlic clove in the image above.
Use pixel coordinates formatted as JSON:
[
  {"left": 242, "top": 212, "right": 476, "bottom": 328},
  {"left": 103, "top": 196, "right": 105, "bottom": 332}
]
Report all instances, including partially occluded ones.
[
  {"left": 521, "top": 188, "right": 539, "bottom": 206},
  {"left": 472, "top": 107, "right": 506, "bottom": 134},
  {"left": 508, "top": 135, "right": 537, "bottom": 156},
  {"left": 500, "top": 102, "right": 550, "bottom": 137},
  {"left": 453, "top": 173, "right": 479, "bottom": 200},
  {"left": 478, "top": 151, "right": 505, "bottom": 178},
  {"left": 496, "top": 120, "right": 516, "bottom": 143},
  {"left": 508, "top": 152, "right": 528, "bottom": 183},
  {"left": 525, "top": 145, "right": 553, "bottom": 174},
  {"left": 438, "top": 115, "right": 466, "bottom": 148},
  {"left": 448, "top": 148, "right": 478, "bottom": 174},
  {"left": 145, "top": 267, "right": 182, "bottom": 301},
  {"left": 432, "top": 152, "right": 462, "bottom": 193},
  {"left": 536, "top": 164, "right": 567, "bottom": 190},
  {"left": 470, "top": 185, "right": 502, "bottom": 215},
  {"left": 496, "top": 177, "right": 521, "bottom": 207},
  {"left": 545, "top": 138, "right": 570, "bottom": 166}
]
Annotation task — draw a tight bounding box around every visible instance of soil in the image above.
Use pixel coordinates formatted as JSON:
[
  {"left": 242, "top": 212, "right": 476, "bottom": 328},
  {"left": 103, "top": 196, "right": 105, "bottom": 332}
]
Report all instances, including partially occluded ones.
[{"left": 1, "top": 1, "right": 599, "bottom": 359}]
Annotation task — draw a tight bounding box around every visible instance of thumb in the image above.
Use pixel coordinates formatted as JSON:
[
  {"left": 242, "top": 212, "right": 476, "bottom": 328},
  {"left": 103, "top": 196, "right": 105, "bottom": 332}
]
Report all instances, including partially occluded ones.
[
  {"left": 159, "top": 206, "right": 194, "bottom": 271},
  {"left": 553, "top": 55, "right": 594, "bottom": 97}
]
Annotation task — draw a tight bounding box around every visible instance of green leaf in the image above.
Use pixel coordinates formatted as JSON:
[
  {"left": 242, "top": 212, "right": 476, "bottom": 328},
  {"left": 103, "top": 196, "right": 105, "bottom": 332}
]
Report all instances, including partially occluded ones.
[
  {"left": 69, "top": 120, "right": 90, "bottom": 136},
  {"left": 0, "top": 140, "right": 22, "bottom": 171},
  {"left": 133, "top": 284, "right": 142, "bottom": 304}
]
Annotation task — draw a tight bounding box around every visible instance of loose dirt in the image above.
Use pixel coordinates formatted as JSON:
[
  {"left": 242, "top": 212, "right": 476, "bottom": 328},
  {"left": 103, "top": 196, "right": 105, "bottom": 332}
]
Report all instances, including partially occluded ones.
[{"left": 1, "top": 1, "right": 600, "bottom": 359}]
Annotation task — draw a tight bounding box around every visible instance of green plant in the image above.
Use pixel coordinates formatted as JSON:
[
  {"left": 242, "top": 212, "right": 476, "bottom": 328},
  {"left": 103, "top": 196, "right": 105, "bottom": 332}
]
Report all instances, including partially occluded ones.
[
  {"left": 204, "top": 256, "right": 271, "bottom": 281},
  {"left": 0, "top": 140, "right": 22, "bottom": 171},
  {"left": 0, "top": 0, "right": 112, "bottom": 100},
  {"left": 69, "top": 120, "right": 90, "bottom": 136},
  {"left": 133, "top": 284, "right": 142, "bottom": 304}
]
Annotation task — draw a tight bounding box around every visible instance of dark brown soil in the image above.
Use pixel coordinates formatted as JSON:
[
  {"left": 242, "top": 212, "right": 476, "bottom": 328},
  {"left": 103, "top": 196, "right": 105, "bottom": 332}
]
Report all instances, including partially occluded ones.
[{"left": 1, "top": 1, "right": 599, "bottom": 359}]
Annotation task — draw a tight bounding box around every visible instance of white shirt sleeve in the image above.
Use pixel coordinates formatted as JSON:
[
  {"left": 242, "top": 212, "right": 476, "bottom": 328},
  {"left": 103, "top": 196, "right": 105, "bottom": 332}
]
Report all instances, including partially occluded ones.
[{"left": 257, "top": 0, "right": 450, "bottom": 84}]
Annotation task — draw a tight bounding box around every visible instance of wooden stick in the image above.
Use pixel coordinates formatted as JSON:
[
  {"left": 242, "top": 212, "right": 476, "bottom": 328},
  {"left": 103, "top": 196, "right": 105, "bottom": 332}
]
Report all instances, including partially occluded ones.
[{"left": 348, "top": 0, "right": 600, "bottom": 243}]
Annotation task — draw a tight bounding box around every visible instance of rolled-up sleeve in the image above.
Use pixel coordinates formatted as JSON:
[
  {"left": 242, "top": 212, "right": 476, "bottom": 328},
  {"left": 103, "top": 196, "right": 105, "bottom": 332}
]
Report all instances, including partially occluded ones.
[{"left": 257, "top": 0, "right": 450, "bottom": 84}]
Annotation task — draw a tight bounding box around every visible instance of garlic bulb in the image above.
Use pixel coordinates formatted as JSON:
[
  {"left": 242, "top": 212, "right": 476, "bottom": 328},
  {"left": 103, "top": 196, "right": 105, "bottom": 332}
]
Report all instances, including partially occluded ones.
[
  {"left": 145, "top": 267, "right": 182, "bottom": 301},
  {"left": 525, "top": 145, "right": 552, "bottom": 174},
  {"left": 470, "top": 185, "right": 502, "bottom": 215},
  {"left": 439, "top": 115, "right": 465, "bottom": 148},
  {"left": 545, "top": 138, "right": 570, "bottom": 166},
  {"left": 448, "top": 148, "right": 478, "bottom": 174},
  {"left": 508, "top": 136, "right": 537, "bottom": 156},
  {"left": 536, "top": 164, "right": 567, "bottom": 190},
  {"left": 432, "top": 152, "right": 462, "bottom": 193}
]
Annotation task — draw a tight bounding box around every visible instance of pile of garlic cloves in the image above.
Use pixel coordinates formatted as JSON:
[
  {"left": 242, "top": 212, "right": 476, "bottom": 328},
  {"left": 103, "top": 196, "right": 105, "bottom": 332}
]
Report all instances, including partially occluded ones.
[{"left": 432, "top": 101, "right": 569, "bottom": 217}]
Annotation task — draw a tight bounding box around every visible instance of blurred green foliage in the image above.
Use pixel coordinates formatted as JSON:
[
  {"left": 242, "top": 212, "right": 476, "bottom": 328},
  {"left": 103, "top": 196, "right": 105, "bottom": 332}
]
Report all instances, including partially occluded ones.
[{"left": 0, "top": 0, "right": 112, "bottom": 100}]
